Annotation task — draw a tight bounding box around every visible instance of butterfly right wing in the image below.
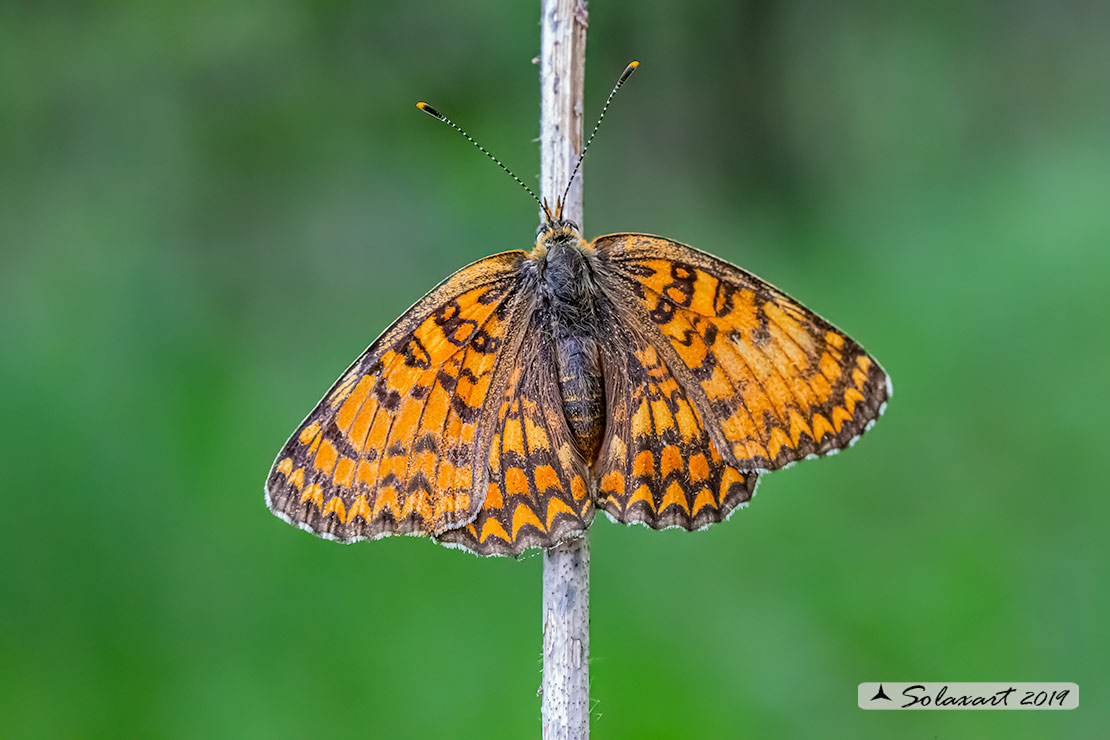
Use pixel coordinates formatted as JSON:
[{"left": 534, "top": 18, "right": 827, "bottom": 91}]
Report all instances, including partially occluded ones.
[
  {"left": 265, "top": 250, "right": 529, "bottom": 543},
  {"left": 594, "top": 233, "right": 891, "bottom": 473},
  {"left": 594, "top": 301, "right": 759, "bottom": 531}
]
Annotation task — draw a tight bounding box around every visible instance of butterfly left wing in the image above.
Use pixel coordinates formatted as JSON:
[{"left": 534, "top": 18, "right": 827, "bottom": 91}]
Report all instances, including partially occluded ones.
[
  {"left": 437, "top": 307, "right": 593, "bottom": 555},
  {"left": 265, "top": 250, "right": 530, "bottom": 544},
  {"left": 593, "top": 233, "right": 891, "bottom": 472}
]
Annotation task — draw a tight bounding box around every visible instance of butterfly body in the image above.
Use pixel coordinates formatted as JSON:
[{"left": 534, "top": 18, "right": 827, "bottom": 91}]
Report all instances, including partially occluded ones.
[
  {"left": 266, "top": 225, "right": 890, "bottom": 556},
  {"left": 531, "top": 228, "right": 607, "bottom": 465}
]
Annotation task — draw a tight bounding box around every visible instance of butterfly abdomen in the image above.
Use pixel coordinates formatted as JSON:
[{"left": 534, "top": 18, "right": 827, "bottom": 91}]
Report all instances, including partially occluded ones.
[
  {"left": 554, "top": 334, "right": 604, "bottom": 463},
  {"left": 539, "top": 233, "right": 606, "bottom": 464}
]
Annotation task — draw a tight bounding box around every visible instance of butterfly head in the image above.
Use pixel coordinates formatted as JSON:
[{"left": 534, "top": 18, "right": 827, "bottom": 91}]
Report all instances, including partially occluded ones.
[
  {"left": 537, "top": 196, "right": 580, "bottom": 238},
  {"left": 532, "top": 197, "right": 585, "bottom": 259}
]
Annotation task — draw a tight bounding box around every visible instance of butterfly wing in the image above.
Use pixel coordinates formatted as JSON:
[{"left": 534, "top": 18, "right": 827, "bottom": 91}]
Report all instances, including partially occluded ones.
[
  {"left": 593, "top": 309, "right": 759, "bottom": 530},
  {"left": 593, "top": 233, "right": 891, "bottom": 472},
  {"left": 437, "top": 304, "right": 593, "bottom": 555},
  {"left": 265, "top": 250, "right": 531, "bottom": 544}
]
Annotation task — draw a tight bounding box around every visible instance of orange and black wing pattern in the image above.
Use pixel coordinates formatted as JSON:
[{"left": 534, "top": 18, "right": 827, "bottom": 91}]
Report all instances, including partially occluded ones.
[
  {"left": 437, "top": 309, "right": 592, "bottom": 555},
  {"left": 594, "top": 233, "right": 891, "bottom": 474},
  {"left": 265, "top": 251, "right": 530, "bottom": 546},
  {"left": 594, "top": 315, "right": 758, "bottom": 530}
]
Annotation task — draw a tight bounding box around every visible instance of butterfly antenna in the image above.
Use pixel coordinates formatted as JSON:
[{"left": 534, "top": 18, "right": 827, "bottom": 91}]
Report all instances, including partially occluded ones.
[
  {"left": 559, "top": 60, "right": 639, "bottom": 211},
  {"left": 416, "top": 102, "right": 544, "bottom": 212}
]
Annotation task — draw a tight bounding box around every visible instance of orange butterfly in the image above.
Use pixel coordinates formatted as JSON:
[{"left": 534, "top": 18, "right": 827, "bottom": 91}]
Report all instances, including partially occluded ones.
[{"left": 265, "top": 67, "right": 890, "bottom": 556}]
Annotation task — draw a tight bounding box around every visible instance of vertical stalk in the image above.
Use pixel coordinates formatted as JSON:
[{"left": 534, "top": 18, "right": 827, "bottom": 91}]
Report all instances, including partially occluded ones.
[
  {"left": 539, "top": 1, "right": 589, "bottom": 739},
  {"left": 541, "top": 539, "right": 590, "bottom": 739}
]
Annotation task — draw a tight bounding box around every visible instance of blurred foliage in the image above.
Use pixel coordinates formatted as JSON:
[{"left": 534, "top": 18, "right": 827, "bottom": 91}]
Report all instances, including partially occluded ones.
[{"left": 1, "top": 1, "right": 1107, "bottom": 737}]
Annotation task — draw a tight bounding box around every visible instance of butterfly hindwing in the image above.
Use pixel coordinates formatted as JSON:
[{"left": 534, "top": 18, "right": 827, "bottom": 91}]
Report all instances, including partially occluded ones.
[
  {"left": 437, "top": 309, "right": 592, "bottom": 555},
  {"left": 593, "top": 305, "right": 759, "bottom": 530},
  {"left": 265, "top": 250, "right": 530, "bottom": 544},
  {"left": 594, "top": 233, "right": 891, "bottom": 472}
]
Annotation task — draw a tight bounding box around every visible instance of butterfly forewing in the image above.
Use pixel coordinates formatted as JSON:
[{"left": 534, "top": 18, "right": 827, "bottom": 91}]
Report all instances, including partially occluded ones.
[
  {"left": 265, "top": 250, "right": 530, "bottom": 543},
  {"left": 594, "top": 233, "right": 890, "bottom": 473}
]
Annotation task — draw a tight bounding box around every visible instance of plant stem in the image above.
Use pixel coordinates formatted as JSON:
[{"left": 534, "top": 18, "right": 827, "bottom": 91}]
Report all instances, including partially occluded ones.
[
  {"left": 539, "top": 1, "right": 590, "bottom": 739},
  {"left": 541, "top": 538, "right": 591, "bottom": 739}
]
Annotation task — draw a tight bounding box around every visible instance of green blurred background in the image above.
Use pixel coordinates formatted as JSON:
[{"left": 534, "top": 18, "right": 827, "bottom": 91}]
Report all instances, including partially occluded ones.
[{"left": 2, "top": 1, "right": 1107, "bottom": 737}]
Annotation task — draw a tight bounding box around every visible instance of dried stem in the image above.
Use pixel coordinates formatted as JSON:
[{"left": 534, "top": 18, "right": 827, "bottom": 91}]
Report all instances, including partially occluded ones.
[{"left": 539, "top": 1, "right": 590, "bottom": 739}]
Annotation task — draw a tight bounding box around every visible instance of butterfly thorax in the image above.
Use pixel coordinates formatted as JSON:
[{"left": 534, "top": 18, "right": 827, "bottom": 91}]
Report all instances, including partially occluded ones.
[{"left": 530, "top": 227, "right": 606, "bottom": 465}]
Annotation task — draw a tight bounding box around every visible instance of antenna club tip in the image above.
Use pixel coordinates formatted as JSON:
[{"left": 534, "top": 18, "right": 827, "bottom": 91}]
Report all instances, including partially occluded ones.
[
  {"left": 416, "top": 101, "right": 443, "bottom": 119},
  {"left": 618, "top": 61, "right": 639, "bottom": 85}
]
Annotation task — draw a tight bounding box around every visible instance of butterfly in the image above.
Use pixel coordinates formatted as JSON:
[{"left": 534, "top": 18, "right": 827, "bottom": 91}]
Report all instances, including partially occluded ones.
[
  {"left": 264, "top": 212, "right": 891, "bottom": 555},
  {"left": 264, "top": 65, "right": 891, "bottom": 557}
]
